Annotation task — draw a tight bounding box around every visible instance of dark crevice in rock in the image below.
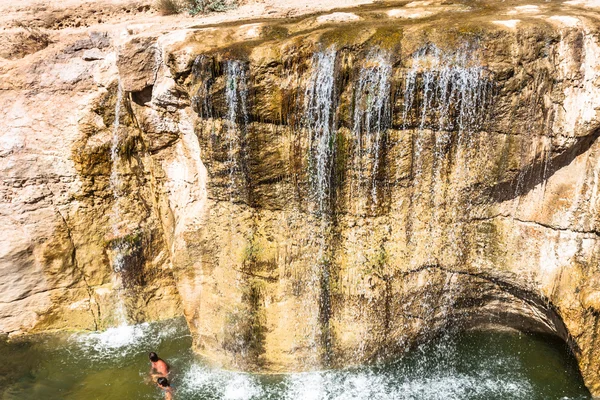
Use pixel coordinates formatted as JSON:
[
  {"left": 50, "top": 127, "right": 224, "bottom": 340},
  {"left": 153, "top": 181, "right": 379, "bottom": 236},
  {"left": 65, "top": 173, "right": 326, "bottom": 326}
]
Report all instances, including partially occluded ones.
[
  {"left": 232, "top": 267, "right": 279, "bottom": 283},
  {"left": 131, "top": 85, "right": 153, "bottom": 106},
  {"left": 468, "top": 213, "right": 600, "bottom": 237},
  {"left": 51, "top": 196, "right": 100, "bottom": 330},
  {"left": 398, "top": 263, "right": 580, "bottom": 353}
]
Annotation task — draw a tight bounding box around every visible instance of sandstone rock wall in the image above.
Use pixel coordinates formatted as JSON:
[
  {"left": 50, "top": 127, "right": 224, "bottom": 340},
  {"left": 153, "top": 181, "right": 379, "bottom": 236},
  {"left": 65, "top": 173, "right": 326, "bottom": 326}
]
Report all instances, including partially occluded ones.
[
  {"left": 3, "top": 0, "right": 600, "bottom": 396},
  {"left": 0, "top": 30, "right": 182, "bottom": 334},
  {"left": 133, "top": 9, "right": 600, "bottom": 393}
]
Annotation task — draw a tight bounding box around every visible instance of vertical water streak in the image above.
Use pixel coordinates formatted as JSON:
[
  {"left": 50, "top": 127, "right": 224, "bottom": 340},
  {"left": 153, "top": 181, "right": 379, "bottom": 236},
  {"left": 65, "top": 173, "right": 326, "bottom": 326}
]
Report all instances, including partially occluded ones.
[
  {"left": 110, "top": 82, "right": 124, "bottom": 230},
  {"left": 400, "top": 44, "right": 493, "bottom": 285},
  {"left": 304, "top": 48, "right": 337, "bottom": 216},
  {"left": 352, "top": 50, "right": 392, "bottom": 208},
  {"left": 108, "top": 81, "right": 128, "bottom": 326},
  {"left": 191, "top": 55, "right": 216, "bottom": 120},
  {"left": 403, "top": 45, "right": 490, "bottom": 173},
  {"left": 223, "top": 60, "right": 252, "bottom": 359},
  {"left": 301, "top": 47, "right": 338, "bottom": 366},
  {"left": 225, "top": 60, "right": 249, "bottom": 204}
]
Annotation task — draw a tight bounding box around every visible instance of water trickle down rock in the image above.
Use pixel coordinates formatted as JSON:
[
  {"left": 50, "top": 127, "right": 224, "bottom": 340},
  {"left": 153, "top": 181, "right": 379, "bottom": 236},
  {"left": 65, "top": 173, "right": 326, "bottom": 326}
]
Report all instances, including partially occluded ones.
[
  {"left": 304, "top": 48, "right": 338, "bottom": 217},
  {"left": 224, "top": 61, "right": 250, "bottom": 204},
  {"left": 301, "top": 47, "right": 338, "bottom": 366},
  {"left": 401, "top": 44, "right": 493, "bottom": 259},
  {"left": 190, "top": 55, "right": 217, "bottom": 120},
  {"left": 107, "top": 81, "right": 130, "bottom": 326},
  {"left": 352, "top": 50, "right": 392, "bottom": 212},
  {"left": 84, "top": 17, "right": 600, "bottom": 395}
]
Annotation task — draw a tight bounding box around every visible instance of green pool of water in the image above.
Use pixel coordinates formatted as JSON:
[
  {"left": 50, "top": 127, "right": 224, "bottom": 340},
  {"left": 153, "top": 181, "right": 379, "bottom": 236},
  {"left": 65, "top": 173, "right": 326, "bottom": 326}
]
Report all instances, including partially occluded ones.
[{"left": 0, "top": 318, "right": 590, "bottom": 400}]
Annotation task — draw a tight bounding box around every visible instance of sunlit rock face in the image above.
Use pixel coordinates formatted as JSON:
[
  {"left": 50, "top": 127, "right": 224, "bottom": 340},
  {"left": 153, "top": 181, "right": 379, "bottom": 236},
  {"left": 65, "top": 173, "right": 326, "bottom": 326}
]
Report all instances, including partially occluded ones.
[
  {"left": 132, "top": 11, "right": 600, "bottom": 392},
  {"left": 4, "top": 0, "right": 600, "bottom": 396}
]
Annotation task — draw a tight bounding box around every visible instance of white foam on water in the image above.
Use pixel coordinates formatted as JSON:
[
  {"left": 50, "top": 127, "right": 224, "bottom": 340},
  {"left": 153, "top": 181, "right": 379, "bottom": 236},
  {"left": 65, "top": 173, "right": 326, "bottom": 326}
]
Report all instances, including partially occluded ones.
[
  {"left": 174, "top": 363, "right": 535, "bottom": 400},
  {"left": 277, "top": 368, "right": 534, "bottom": 400},
  {"left": 73, "top": 321, "right": 183, "bottom": 360},
  {"left": 76, "top": 323, "right": 149, "bottom": 354},
  {"left": 282, "top": 372, "right": 328, "bottom": 400},
  {"left": 179, "top": 364, "right": 264, "bottom": 400},
  {"left": 223, "top": 374, "right": 264, "bottom": 400}
]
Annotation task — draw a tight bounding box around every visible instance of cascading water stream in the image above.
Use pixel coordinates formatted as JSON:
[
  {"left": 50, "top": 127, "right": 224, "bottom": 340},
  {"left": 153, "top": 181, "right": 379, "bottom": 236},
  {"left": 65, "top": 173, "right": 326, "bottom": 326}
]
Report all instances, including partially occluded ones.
[
  {"left": 181, "top": 42, "right": 560, "bottom": 390},
  {"left": 108, "top": 81, "right": 129, "bottom": 326},
  {"left": 397, "top": 46, "right": 495, "bottom": 360},
  {"left": 305, "top": 48, "right": 337, "bottom": 216},
  {"left": 352, "top": 50, "right": 392, "bottom": 210},
  {"left": 401, "top": 45, "right": 492, "bottom": 257},
  {"left": 301, "top": 47, "right": 338, "bottom": 366},
  {"left": 225, "top": 60, "right": 249, "bottom": 205}
]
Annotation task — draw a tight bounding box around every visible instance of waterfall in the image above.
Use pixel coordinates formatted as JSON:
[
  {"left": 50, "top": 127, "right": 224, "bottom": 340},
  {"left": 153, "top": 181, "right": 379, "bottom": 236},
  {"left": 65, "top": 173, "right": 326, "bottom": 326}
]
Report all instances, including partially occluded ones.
[
  {"left": 224, "top": 60, "right": 249, "bottom": 203},
  {"left": 185, "top": 42, "right": 497, "bottom": 369},
  {"left": 110, "top": 82, "right": 124, "bottom": 225},
  {"left": 300, "top": 47, "right": 338, "bottom": 366},
  {"left": 398, "top": 46, "right": 494, "bottom": 350},
  {"left": 191, "top": 55, "right": 216, "bottom": 120},
  {"left": 108, "top": 81, "right": 129, "bottom": 326},
  {"left": 304, "top": 48, "right": 337, "bottom": 216},
  {"left": 352, "top": 50, "right": 392, "bottom": 209},
  {"left": 401, "top": 45, "right": 492, "bottom": 255},
  {"left": 403, "top": 45, "right": 491, "bottom": 177}
]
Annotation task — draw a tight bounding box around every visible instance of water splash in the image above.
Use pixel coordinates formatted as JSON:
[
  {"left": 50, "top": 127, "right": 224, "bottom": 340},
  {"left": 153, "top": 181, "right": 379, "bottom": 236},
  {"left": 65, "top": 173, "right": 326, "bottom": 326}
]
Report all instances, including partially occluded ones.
[
  {"left": 73, "top": 318, "right": 189, "bottom": 362},
  {"left": 180, "top": 364, "right": 265, "bottom": 400},
  {"left": 172, "top": 332, "right": 552, "bottom": 400},
  {"left": 352, "top": 50, "right": 392, "bottom": 209},
  {"left": 5, "top": 319, "right": 587, "bottom": 400}
]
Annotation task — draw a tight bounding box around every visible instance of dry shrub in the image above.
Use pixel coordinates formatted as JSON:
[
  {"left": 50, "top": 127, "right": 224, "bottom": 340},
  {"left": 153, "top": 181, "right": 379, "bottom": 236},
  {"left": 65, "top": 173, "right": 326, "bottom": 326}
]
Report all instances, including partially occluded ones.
[
  {"left": 155, "top": 0, "right": 181, "bottom": 15},
  {"left": 185, "top": 0, "right": 237, "bottom": 15}
]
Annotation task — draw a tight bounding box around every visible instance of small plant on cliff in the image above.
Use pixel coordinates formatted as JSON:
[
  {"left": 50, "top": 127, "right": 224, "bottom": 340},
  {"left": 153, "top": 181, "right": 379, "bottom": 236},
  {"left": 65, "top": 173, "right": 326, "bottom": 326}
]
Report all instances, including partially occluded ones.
[
  {"left": 155, "top": 0, "right": 236, "bottom": 15},
  {"left": 185, "top": 0, "right": 236, "bottom": 15},
  {"left": 156, "top": 0, "right": 180, "bottom": 15}
]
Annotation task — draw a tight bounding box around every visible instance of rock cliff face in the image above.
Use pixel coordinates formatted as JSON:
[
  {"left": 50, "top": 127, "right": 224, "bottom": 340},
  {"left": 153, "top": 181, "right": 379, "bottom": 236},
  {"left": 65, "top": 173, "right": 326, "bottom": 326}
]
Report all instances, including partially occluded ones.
[{"left": 3, "top": 0, "right": 600, "bottom": 395}]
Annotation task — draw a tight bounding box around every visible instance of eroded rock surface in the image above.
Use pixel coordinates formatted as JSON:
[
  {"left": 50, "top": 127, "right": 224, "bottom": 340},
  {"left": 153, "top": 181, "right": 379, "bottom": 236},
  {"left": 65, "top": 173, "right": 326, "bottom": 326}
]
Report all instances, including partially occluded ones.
[{"left": 3, "top": 0, "right": 600, "bottom": 396}]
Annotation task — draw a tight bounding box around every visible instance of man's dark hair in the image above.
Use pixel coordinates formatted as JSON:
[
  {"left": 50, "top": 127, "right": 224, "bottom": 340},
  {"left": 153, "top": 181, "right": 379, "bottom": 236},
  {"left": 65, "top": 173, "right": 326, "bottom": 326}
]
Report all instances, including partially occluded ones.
[
  {"left": 157, "top": 377, "right": 170, "bottom": 387},
  {"left": 149, "top": 352, "right": 159, "bottom": 362}
]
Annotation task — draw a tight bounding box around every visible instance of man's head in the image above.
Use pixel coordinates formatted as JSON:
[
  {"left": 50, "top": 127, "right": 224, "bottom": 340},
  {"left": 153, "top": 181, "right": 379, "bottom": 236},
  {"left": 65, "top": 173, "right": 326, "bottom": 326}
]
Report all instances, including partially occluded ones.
[
  {"left": 157, "top": 377, "right": 170, "bottom": 387},
  {"left": 149, "top": 352, "right": 159, "bottom": 362}
]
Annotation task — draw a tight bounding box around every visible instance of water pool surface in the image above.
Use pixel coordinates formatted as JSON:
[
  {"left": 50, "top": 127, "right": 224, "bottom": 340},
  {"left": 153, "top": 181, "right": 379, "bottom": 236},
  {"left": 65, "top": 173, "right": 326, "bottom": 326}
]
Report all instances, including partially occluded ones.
[{"left": 0, "top": 318, "right": 590, "bottom": 400}]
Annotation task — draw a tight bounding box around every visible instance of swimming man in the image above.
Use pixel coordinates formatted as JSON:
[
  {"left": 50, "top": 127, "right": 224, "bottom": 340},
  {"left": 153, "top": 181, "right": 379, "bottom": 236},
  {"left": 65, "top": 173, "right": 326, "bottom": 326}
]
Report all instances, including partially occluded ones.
[
  {"left": 157, "top": 377, "right": 174, "bottom": 400},
  {"left": 149, "top": 352, "right": 170, "bottom": 379}
]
